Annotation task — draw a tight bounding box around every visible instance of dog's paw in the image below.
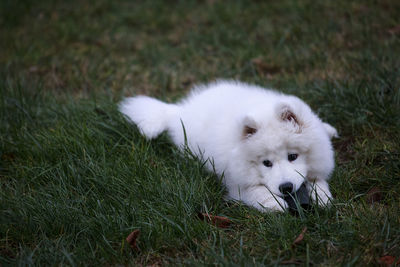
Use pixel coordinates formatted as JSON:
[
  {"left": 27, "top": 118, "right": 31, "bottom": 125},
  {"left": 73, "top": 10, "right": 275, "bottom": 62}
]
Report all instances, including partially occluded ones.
[
  {"left": 259, "top": 196, "right": 288, "bottom": 212},
  {"left": 307, "top": 180, "right": 333, "bottom": 207},
  {"left": 311, "top": 188, "right": 333, "bottom": 207}
]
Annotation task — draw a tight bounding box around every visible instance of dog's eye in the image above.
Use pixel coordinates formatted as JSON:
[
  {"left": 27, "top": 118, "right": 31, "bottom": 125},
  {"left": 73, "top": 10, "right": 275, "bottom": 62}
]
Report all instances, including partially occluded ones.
[
  {"left": 263, "top": 160, "right": 273, "bottom": 168},
  {"left": 288, "top": 154, "right": 298, "bottom": 162}
]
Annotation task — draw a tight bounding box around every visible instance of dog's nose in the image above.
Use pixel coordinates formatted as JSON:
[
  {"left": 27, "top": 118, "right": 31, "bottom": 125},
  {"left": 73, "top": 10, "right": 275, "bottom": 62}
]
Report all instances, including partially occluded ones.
[{"left": 279, "top": 182, "right": 294, "bottom": 195}]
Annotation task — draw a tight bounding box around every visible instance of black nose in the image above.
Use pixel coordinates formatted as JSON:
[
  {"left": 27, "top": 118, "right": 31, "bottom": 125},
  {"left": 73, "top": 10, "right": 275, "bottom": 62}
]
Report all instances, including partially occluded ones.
[{"left": 279, "top": 182, "right": 294, "bottom": 195}]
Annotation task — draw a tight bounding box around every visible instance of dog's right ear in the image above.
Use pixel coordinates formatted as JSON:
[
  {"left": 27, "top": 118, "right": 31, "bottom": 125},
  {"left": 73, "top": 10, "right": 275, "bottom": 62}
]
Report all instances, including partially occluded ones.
[
  {"left": 322, "top": 122, "right": 339, "bottom": 139},
  {"left": 241, "top": 115, "right": 258, "bottom": 139}
]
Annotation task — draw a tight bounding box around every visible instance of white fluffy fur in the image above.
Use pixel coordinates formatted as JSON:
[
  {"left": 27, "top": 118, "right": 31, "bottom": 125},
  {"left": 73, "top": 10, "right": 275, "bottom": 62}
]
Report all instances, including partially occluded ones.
[{"left": 119, "top": 80, "right": 337, "bottom": 212}]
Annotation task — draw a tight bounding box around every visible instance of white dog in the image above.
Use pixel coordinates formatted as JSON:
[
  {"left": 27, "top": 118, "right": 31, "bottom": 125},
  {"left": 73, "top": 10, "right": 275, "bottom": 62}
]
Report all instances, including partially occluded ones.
[{"left": 120, "top": 80, "right": 337, "bottom": 212}]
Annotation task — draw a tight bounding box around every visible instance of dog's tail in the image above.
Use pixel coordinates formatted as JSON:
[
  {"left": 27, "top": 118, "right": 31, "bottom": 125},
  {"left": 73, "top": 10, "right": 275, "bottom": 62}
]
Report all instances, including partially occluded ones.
[{"left": 119, "top": 96, "right": 180, "bottom": 139}]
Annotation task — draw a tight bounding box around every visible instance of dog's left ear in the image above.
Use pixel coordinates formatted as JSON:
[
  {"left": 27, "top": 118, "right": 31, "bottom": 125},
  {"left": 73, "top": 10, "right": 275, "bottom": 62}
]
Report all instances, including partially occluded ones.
[
  {"left": 241, "top": 115, "right": 258, "bottom": 139},
  {"left": 322, "top": 122, "right": 339, "bottom": 139}
]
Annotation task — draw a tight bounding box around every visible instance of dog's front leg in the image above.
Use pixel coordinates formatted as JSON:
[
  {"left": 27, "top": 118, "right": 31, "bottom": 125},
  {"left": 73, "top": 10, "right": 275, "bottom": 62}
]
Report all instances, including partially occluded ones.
[
  {"left": 239, "top": 185, "right": 288, "bottom": 212},
  {"left": 307, "top": 179, "right": 333, "bottom": 206}
]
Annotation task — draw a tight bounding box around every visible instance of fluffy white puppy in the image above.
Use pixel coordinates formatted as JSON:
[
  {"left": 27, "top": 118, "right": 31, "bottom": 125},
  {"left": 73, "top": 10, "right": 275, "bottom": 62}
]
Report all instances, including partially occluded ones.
[{"left": 120, "top": 80, "right": 337, "bottom": 212}]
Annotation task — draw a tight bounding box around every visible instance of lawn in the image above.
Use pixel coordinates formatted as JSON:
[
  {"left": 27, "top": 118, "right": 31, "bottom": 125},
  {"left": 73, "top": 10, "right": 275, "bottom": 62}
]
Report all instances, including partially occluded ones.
[{"left": 1, "top": 0, "right": 400, "bottom": 265}]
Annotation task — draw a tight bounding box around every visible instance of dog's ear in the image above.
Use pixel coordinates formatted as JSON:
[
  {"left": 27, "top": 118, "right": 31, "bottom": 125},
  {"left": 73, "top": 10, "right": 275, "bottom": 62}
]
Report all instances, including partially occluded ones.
[
  {"left": 322, "top": 122, "right": 339, "bottom": 139},
  {"left": 277, "top": 104, "right": 303, "bottom": 133},
  {"left": 241, "top": 115, "right": 258, "bottom": 139}
]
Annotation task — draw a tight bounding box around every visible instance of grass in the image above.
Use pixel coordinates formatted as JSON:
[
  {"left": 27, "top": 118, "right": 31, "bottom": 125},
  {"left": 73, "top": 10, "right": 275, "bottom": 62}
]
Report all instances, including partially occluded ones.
[{"left": 1, "top": 0, "right": 400, "bottom": 265}]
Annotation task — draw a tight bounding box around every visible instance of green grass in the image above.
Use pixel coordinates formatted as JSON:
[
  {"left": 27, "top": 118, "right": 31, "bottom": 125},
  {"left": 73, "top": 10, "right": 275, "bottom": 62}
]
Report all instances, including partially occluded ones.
[{"left": 1, "top": 0, "right": 400, "bottom": 265}]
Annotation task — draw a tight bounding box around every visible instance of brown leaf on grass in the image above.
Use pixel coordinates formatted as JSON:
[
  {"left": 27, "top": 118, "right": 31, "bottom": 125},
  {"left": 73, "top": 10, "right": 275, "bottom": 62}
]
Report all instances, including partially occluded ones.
[
  {"left": 379, "top": 255, "right": 398, "bottom": 265},
  {"left": 366, "top": 187, "right": 382, "bottom": 204},
  {"left": 387, "top": 25, "right": 400, "bottom": 35},
  {"left": 126, "top": 229, "right": 140, "bottom": 251},
  {"left": 292, "top": 227, "right": 307, "bottom": 247},
  {"left": 1, "top": 153, "right": 16, "bottom": 162},
  {"left": 251, "top": 58, "right": 281, "bottom": 75},
  {"left": 198, "top": 213, "right": 232, "bottom": 228}
]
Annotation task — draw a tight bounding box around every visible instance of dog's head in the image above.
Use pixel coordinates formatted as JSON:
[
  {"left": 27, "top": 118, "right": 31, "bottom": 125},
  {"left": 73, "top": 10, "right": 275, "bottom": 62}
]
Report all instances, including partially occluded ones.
[{"left": 234, "top": 98, "right": 336, "bottom": 198}]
